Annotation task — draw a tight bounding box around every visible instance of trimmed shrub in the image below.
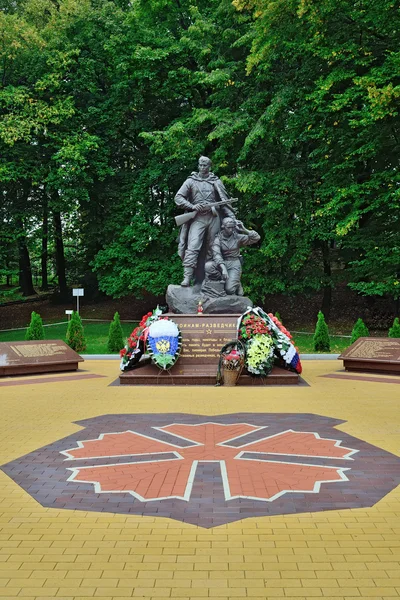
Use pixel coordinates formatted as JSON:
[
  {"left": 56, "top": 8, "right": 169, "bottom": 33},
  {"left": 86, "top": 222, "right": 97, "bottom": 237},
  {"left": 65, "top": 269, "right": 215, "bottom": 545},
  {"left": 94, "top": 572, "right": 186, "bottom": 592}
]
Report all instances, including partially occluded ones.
[
  {"left": 389, "top": 317, "right": 400, "bottom": 338},
  {"left": 25, "top": 311, "right": 45, "bottom": 340},
  {"left": 350, "top": 318, "right": 369, "bottom": 345},
  {"left": 107, "top": 311, "right": 124, "bottom": 352},
  {"left": 66, "top": 311, "right": 86, "bottom": 352},
  {"left": 313, "top": 311, "right": 331, "bottom": 352}
]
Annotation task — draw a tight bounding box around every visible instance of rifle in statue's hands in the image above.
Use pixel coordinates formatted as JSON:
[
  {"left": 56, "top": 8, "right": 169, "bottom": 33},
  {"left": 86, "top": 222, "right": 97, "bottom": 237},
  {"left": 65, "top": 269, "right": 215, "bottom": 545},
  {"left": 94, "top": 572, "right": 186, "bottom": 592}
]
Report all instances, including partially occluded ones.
[{"left": 175, "top": 198, "right": 238, "bottom": 227}]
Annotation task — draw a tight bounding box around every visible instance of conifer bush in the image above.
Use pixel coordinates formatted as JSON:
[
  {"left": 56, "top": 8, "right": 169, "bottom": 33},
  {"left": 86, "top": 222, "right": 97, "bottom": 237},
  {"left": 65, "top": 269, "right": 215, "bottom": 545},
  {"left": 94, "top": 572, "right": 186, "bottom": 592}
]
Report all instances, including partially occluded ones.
[
  {"left": 313, "top": 311, "right": 331, "bottom": 352},
  {"left": 107, "top": 311, "right": 124, "bottom": 352},
  {"left": 25, "top": 311, "right": 45, "bottom": 340},
  {"left": 389, "top": 317, "right": 400, "bottom": 338},
  {"left": 350, "top": 318, "right": 369, "bottom": 345},
  {"left": 66, "top": 311, "right": 86, "bottom": 352}
]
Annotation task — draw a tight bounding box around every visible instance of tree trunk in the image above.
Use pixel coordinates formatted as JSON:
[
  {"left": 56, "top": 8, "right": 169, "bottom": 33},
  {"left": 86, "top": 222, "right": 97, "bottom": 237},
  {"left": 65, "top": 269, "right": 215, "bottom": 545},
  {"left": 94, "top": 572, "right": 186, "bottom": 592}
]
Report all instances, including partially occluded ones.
[
  {"left": 321, "top": 243, "right": 332, "bottom": 320},
  {"left": 40, "top": 194, "right": 49, "bottom": 291},
  {"left": 53, "top": 210, "right": 68, "bottom": 301},
  {"left": 16, "top": 218, "right": 36, "bottom": 297},
  {"left": 6, "top": 255, "right": 12, "bottom": 286}
]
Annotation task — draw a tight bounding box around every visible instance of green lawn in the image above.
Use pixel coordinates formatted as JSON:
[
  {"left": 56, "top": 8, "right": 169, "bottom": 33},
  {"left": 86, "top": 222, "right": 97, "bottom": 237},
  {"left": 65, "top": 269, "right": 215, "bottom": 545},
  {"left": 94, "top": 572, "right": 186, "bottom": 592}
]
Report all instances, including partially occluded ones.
[
  {"left": 0, "top": 320, "right": 351, "bottom": 354},
  {"left": 0, "top": 321, "right": 137, "bottom": 354},
  {"left": 291, "top": 332, "right": 350, "bottom": 354}
]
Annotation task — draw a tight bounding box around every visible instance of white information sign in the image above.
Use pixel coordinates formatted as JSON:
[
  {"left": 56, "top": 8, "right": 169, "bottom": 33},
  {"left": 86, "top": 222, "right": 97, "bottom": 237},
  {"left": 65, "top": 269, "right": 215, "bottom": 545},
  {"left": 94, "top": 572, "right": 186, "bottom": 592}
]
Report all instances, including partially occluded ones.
[{"left": 72, "top": 289, "right": 84, "bottom": 314}]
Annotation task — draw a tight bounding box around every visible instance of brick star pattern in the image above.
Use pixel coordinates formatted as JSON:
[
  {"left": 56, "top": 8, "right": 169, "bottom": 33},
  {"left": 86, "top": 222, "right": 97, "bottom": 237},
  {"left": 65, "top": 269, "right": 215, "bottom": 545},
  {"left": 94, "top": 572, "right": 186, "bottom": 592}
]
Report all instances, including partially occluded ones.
[{"left": 2, "top": 413, "right": 400, "bottom": 527}]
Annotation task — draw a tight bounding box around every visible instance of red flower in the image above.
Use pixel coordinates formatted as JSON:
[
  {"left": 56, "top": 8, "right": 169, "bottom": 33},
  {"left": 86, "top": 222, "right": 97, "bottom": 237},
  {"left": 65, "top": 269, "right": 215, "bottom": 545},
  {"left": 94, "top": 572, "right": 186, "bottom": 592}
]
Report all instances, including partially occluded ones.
[
  {"left": 120, "top": 348, "right": 127, "bottom": 357},
  {"left": 225, "top": 350, "right": 240, "bottom": 361}
]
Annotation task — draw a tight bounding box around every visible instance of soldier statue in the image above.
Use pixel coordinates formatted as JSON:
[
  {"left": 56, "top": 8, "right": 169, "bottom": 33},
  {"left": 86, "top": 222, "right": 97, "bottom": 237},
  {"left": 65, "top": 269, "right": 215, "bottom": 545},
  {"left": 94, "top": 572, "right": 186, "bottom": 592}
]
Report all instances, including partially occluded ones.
[
  {"left": 203, "top": 217, "right": 260, "bottom": 296},
  {"left": 175, "top": 156, "right": 236, "bottom": 287}
]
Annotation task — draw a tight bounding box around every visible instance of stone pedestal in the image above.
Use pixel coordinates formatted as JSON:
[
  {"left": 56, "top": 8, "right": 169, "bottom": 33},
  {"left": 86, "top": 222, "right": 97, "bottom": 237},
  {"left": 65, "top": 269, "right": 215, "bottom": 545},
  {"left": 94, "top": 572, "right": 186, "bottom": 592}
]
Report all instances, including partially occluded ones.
[
  {"left": 338, "top": 337, "right": 400, "bottom": 375},
  {"left": 166, "top": 284, "right": 253, "bottom": 315},
  {"left": 0, "top": 340, "right": 83, "bottom": 376},
  {"left": 119, "top": 314, "right": 299, "bottom": 386}
]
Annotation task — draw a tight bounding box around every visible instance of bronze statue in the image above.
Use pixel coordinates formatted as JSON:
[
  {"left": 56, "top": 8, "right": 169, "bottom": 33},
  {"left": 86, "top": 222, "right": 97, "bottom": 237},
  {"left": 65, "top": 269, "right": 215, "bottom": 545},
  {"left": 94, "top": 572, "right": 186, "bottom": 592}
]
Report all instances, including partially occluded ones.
[
  {"left": 175, "top": 156, "right": 236, "bottom": 287},
  {"left": 203, "top": 217, "right": 260, "bottom": 296}
]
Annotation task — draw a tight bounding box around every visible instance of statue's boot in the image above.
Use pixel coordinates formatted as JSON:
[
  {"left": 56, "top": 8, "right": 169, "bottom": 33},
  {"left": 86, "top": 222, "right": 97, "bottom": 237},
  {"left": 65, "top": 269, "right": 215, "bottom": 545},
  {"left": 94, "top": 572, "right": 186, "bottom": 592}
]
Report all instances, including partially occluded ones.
[
  {"left": 180, "top": 267, "right": 194, "bottom": 287},
  {"left": 237, "top": 283, "right": 244, "bottom": 296}
]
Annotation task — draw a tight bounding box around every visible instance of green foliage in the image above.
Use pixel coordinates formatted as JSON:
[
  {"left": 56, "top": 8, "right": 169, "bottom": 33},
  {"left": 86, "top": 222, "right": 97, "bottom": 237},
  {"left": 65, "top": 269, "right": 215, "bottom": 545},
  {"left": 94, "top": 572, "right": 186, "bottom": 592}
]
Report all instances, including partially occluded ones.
[
  {"left": 66, "top": 311, "right": 86, "bottom": 352},
  {"left": 313, "top": 311, "right": 331, "bottom": 352},
  {"left": 25, "top": 311, "right": 45, "bottom": 340},
  {"left": 350, "top": 318, "right": 370, "bottom": 345},
  {"left": 389, "top": 317, "right": 400, "bottom": 338},
  {"left": 107, "top": 312, "right": 124, "bottom": 352},
  {"left": 0, "top": 0, "right": 399, "bottom": 308},
  {"left": 274, "top": 312, "right": 282, "bottom": 322}
]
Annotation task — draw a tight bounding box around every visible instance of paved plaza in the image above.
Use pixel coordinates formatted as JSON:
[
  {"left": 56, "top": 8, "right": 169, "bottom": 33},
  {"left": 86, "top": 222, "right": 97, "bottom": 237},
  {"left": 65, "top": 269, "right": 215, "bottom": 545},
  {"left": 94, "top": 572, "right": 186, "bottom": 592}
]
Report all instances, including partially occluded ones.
[{"left": 0, "top": 360, "right": 400, "bottom": 599}]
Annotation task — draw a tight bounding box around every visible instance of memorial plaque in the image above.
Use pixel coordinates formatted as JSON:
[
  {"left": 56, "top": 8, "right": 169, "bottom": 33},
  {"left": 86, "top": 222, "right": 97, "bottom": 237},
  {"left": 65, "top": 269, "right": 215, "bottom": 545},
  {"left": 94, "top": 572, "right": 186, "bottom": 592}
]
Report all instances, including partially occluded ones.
[
  {"left": 120, "top": 314, "right": 299, "bottom": 386},
  {"left": 173, "top": 314, "right": 238, "bottom": 364},
  {"left": 339, "top": 337, "right": 400, "bottom": 375},
  {"left": 0, "top": 340, "right": 84, "bottom": 376}
]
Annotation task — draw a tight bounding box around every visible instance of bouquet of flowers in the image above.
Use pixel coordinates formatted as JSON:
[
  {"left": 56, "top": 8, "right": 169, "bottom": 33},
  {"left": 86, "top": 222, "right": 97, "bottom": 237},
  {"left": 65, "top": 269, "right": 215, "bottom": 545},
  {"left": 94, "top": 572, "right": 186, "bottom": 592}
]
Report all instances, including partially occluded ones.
[
  {"left": 237, "top": 309, "right": 275, "bottom": 376},
  {"left": 245, "top": 333, "right": 275, "bottom": 376},
  {"left": 239, "top": 313, "right": 270, "bottom": 341},
  {"left": 216, "top": 340, "right": 246, "bottom": 386}
]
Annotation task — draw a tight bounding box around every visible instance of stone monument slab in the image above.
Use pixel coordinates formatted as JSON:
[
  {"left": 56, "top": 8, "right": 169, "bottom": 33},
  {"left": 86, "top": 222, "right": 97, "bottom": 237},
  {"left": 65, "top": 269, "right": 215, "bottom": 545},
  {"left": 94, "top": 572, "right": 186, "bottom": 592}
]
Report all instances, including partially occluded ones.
[
  {"left": 119, "top": 314, "right": 299, "bottom": 385},
  {"left": 166, "top": 285, "right": 253, "bottom": 315},
  {"left": 338, "top": 337, "right": 400, "bottom": 375},
  {"left": 0, "top": 340, "right": 84, "bottom": 376}
]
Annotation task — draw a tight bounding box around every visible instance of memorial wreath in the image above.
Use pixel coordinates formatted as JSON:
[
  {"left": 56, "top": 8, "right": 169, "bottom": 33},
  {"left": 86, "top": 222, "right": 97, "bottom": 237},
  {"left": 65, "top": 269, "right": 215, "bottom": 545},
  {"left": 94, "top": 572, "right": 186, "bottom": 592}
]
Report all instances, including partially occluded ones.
[{"left": 120, "top": 307, "right": 181, "bottom": 372}]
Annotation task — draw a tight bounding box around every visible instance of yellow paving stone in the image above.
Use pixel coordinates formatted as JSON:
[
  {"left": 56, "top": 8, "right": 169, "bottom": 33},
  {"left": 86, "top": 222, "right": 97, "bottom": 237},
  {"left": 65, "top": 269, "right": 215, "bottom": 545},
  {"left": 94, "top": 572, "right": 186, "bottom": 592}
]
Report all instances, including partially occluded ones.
[
  {"left": 18, "top": 589, "right": 59, "bottom": 597},
  {"left": 191, "top": 579, "right": 228, "bottom": 588},
  {"left": 94, "top": 590, "right": 134, "bottom": 597},
  {"left": 229, "top": 577, "right": 265, "bottom": 587},
  {"left": 56, "top": 591, "right": 96, "bottom": 598},
  {"left": 320, "top": 589, "right": 362, "bottom": 597},
  {"left": 121, "top": 579, "right": 154, "bottom": 588},
  {"left": 360, "top": 590, "right": 399, "bottom": 597},
  {"left": 247, "top": 591, "right": 284, "bottom": 598},
  {"left": 173, "top": 570, "right": 221, "bottom": 579},
  {"left": 1, "top": 360, "right": 400, "bottom": 599},
  {"left": 133, "top": 589, "right": 172, "bottom": 597},
  {"left": 206, "top": 590, "right": 246, "bottom": 597},
  {"left": 158, "top": 563, "right": 192, "bottom": 571}
]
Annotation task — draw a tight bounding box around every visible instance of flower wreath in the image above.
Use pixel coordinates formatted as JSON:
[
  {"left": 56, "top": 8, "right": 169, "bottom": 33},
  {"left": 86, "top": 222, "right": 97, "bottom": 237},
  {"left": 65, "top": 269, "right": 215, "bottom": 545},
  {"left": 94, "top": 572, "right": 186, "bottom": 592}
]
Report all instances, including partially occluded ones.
[
  {"left": 237, "top": 307, "right": 302, "bottom": 375},
  {"left": 147, "top": 318, "right": 182, "bottom": 370},
  {"left": 120, "top": 307, "right": 181, "bottom": 372},
  {"left": 255, "top": 308, "right": 302, "bottom": 374},
  {"left": 237, "top": 310, "right": 275, "bottom": 376}
]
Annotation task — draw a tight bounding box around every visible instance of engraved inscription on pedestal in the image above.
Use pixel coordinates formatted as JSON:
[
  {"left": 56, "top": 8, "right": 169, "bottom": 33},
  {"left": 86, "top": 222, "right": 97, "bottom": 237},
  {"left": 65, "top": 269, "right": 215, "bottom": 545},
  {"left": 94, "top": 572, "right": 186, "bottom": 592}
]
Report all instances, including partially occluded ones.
[
  {"left": 0, "top": 340, "right": 84, "bottom": 376},
  {"left": 339, "top": 337, "right": 400, "bottom": 375},
  {"left": 168, "top": 314, "right": 238, "bottom": 364},
  {"left": 10, "top": 343, "right": 67, "bottom": 359}
]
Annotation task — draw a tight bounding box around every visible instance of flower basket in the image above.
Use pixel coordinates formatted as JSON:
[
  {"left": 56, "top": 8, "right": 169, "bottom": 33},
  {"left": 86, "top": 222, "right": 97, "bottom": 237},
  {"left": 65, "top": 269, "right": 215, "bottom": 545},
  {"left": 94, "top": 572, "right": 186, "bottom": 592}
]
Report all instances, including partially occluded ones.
[
  {"left": 222, "top": 367, "right": 240, "bottom": 387},
  {"left": 216, "top": 340, "right": 246, "bottom": 386}
]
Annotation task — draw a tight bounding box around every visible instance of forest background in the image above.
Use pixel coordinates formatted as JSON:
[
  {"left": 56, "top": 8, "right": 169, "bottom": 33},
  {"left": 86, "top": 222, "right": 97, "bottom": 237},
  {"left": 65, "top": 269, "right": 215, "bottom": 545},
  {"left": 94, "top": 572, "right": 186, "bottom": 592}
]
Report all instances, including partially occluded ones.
[{"left": 0, "top": 0, "right": 399, "bottom": 327}]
